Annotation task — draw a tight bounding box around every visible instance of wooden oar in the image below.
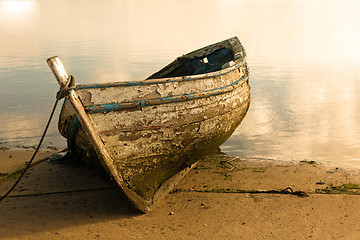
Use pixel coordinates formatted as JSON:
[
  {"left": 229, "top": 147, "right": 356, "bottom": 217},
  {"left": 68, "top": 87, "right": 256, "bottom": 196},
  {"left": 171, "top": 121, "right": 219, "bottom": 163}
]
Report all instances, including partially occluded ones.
[{"left": 46, "top": 56, "right": 149, "bottom": 213}]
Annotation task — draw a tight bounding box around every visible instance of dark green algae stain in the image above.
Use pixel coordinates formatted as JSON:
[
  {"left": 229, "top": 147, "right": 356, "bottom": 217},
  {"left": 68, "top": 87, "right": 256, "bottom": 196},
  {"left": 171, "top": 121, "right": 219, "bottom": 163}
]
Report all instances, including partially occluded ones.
[
  {"left": 316, "top": 183, "right": 360, "bottom": 195},
  {"left": 0, "top": 158, "right": 48, "bottom": 184},
  {"left": 126, "top": 114, "right": 247, "bottom": 201},
  {"left": 300, "top": 160, "right": 317, "bottom": 165}
]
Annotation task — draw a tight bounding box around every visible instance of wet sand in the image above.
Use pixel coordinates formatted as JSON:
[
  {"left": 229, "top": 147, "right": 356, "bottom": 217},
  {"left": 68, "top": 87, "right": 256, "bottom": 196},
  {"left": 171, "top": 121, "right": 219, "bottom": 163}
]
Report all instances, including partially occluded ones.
[{"left": 1, "top": 149, "right": 360, "bottom": 239}]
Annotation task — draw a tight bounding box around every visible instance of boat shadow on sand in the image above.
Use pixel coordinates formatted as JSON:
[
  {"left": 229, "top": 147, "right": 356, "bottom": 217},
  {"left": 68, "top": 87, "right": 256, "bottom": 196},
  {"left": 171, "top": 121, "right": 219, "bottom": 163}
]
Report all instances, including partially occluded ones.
[
  {"left": 0, "top": 150, "right": 249, "bottom": 238},
  {"left": 0, "top": 153, "right": 140, "bottom": 239}
]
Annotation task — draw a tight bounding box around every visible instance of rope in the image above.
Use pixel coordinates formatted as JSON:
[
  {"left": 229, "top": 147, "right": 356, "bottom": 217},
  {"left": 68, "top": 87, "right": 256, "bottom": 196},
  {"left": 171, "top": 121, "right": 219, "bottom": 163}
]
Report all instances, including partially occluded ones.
[
  {"left": 0, "top": 76, "right": 75, "bottom": 202},
  {"left": 0, "top": 98, "right": 59, "bottom": 202},
  {"left": 6, "top": 187, "right": 114, "bottom": 198},
  {"left": 171, "top": 187, "right": 309, "bottom": 197},
  {"left": 56, "top": 75, "right": 76, "bottom": 100}
]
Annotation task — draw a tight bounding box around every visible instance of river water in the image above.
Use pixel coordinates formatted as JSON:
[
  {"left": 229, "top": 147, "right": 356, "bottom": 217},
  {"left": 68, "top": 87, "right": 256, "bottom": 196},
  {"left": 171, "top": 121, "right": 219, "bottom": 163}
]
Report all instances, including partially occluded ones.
[{"left": 1, "top": 0, "right": 360, "bottom": 168}]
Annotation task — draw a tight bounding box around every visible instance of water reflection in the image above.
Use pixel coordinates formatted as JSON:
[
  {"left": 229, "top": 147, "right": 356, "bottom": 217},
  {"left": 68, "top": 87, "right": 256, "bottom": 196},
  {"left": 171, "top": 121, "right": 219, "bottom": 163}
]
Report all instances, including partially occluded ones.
[
  {"left": 0, "top": 0, "right": 37, "bottom": 17},
  {"left": 0, "top": 0, "right": 38, "bottom": 34},
  {"left": 225, "top": 63, "right": 360, "bottom": 168}
]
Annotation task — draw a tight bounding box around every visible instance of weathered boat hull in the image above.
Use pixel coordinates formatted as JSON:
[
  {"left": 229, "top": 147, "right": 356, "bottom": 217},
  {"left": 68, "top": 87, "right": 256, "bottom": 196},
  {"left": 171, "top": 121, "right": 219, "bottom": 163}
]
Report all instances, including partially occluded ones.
[{"left": 57, "top": 37, "right": 250, "bottom": 212}]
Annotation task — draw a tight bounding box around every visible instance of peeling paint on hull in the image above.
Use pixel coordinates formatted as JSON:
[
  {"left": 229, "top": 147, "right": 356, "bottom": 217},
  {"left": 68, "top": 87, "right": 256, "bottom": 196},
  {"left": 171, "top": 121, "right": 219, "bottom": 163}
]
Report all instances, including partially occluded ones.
[{"left": 58, "top": 37, "right": 250, "bottom": 212}]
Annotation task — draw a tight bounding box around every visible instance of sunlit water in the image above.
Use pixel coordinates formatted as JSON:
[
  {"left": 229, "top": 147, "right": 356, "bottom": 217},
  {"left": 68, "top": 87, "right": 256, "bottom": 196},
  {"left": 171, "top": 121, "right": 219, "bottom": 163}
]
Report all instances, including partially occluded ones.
[{"left": 1, "top": 0, "right": 360, "bottom": 168}]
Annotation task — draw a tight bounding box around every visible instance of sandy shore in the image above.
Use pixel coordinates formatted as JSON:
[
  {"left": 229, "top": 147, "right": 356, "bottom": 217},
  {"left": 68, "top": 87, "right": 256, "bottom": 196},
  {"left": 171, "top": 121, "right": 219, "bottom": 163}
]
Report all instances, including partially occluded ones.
[{"left": 1, "top": 149, "right": 360, "bottom": 239}]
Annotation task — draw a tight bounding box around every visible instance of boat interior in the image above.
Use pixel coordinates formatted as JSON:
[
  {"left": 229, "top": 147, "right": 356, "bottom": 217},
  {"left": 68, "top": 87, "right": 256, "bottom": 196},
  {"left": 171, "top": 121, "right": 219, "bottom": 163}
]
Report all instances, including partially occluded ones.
[{"left": 147, "top": 47, "right": 235, "bottom": 79}]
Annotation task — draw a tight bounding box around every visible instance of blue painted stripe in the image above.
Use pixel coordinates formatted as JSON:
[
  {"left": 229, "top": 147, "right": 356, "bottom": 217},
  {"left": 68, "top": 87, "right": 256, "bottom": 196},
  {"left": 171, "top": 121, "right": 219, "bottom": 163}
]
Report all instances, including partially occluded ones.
[{"left": 85, "top": 72, "right": 249, "bottom": 114}]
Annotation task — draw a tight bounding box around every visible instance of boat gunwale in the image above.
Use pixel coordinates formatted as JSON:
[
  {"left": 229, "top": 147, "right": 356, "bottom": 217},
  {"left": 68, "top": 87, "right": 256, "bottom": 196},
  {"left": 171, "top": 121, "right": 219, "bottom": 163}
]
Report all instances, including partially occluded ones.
[{"left": 75, "top": 42, "right": 247, "bottom": 90}]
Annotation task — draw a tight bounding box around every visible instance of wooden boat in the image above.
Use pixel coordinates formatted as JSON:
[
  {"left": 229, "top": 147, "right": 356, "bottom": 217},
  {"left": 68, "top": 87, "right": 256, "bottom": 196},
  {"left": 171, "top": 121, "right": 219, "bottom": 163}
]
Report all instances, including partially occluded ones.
[{"left": 47, "top": 36, "right": 250, "bottom": 213}]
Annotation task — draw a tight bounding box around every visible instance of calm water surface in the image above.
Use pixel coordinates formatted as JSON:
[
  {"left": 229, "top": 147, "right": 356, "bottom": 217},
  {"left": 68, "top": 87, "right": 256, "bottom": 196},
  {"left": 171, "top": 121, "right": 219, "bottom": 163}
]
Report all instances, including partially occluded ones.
[{"left": 1, "top": 0, "right": 360, "bottom": 168}]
